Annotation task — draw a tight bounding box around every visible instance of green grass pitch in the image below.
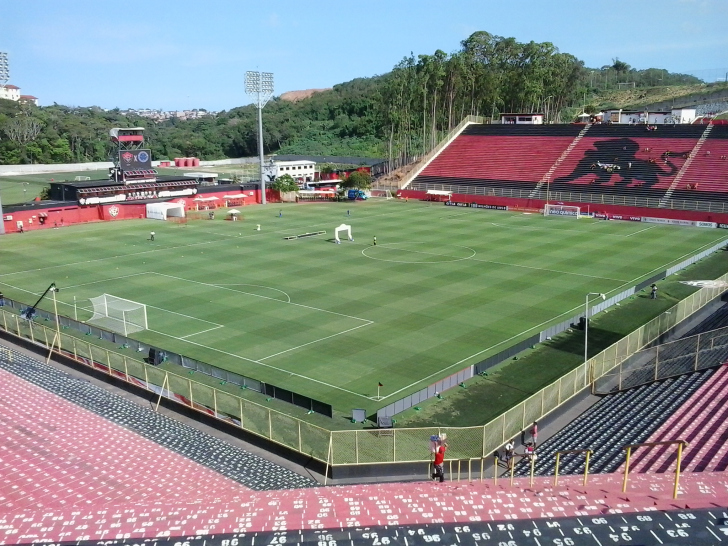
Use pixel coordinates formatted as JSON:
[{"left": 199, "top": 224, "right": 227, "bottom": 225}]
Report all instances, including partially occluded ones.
[{"left": 0, "top": 199, "right": 725, "bottom": 414}]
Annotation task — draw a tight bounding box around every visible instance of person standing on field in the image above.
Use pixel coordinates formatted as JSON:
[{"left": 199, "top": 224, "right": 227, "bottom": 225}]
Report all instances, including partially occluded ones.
[
  {"left": 150, "top": 231, "right": 155, "bottom": 241},
  {"left": 651, "top": 284, "right": 658, "bottom": 299},
  {"left": 530, "top": 422, "right": 538, "bottom": 447},
  {"left": 373, "top": 236, "right": 377, "bottom": 246}
]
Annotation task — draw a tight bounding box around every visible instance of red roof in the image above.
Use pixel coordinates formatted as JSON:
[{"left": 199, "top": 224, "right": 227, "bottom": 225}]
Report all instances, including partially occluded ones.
[
  {"left": 3, "top": 84, "right": 20, "bottom": 90},
  {"left": 20, "top": 95, "right": 37, "bottom": 100}
]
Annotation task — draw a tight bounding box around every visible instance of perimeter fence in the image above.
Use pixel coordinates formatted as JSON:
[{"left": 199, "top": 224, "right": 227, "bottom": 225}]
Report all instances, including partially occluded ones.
[{"left": 0, "top": 272, "right": 725, "bottom": 468}]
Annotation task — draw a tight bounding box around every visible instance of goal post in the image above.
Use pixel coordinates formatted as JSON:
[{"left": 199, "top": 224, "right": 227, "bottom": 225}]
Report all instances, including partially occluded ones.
[
  {"left": 88, "top": 294, "right": 148, "bottom": 336},
  {"left": 544, "top": 204, "right": 581, "bottom": 218},
  {"left": 369, "top": 189, "right": 394, "bottom": 200}
]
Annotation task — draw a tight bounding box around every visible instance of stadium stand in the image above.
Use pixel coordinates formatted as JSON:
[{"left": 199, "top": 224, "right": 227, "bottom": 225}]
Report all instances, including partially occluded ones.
[
  {"left": 671, "top": 125, "right": 728, "bottom": 201},
  {"left": 0, "top": 343, "right": 317, "bottom": 492},
  {"left": 625, "top": 363, "right": 728, "bottom": 474},
  {"left": 409, "top": 122, "right": 728, "bottom": 210},
  {"left": 415, "top": 124, "right": 583, "bottom": 192},
  {"left": 513, "top": 368, "right": 716, "bottom": 477},
  {"left": 549, "top": 124, "right": 705, "bottom": 197}
]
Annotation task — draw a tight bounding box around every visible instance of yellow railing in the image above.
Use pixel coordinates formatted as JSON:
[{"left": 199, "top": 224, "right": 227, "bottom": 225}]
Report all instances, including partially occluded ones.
[
  {"left": 554, "top": 448, "right": 593, "bottom": 486},
  {"left": 1, "top": 272, "right": 725, "bottom": 467},
  {"left": 623, "top": 440, "right": 688, "bottom": 499}
]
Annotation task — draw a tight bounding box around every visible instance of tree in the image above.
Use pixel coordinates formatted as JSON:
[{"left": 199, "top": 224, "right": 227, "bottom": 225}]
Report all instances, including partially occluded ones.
[
  {"left": 271, "top": 173, "right": 299, "bottom": 193},
  {"left": 342, "top": 170, "right": 372, "bottom": 189}
]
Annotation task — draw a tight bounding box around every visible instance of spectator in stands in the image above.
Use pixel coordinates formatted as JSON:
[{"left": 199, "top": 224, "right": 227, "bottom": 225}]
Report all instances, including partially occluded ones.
[
  {"left": 431, "top": 441, "right": 448, "bottom": 483},
  {"left": 650, "top": 284, "right": 658, "bottom": 299},
  {"left": 721, "top": 155, "right": 727, "bottom": 160},
  {"left": 505, "top": 439, "right": 515, "bottom": 464},
  {"left": 530, "top": 422, "right": 538, "bottom": 446},
  {"left": 706, "top": 150, "right": 711, "bottom": 156},
  {"left": 644, "top": 147, "right": 651, "bottom": 152}
]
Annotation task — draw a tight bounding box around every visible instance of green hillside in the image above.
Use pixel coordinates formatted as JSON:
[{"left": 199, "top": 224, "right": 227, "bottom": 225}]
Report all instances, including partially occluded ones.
[{"left": 0, "top": 31, "right": 709, "bottom": 170}]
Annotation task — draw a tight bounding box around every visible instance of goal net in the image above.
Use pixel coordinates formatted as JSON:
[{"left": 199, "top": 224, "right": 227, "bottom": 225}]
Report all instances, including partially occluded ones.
[
  {"left": 544, "top": 204, "right": 581, "bottom": 218},
  {"left": 369, "top": 189, "right": 394, "bottom": 199},
  {"left": 88, "top": 294, "right": 148, "bottom": 335}
]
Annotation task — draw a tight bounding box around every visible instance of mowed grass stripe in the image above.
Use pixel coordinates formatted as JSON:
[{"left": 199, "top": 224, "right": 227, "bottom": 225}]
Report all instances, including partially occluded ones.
[{"left": 0, "top": 200, "right": 725, "bottom": 412}]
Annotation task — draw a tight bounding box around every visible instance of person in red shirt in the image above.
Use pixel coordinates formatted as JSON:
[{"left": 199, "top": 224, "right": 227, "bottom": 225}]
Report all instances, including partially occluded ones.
[{"left": 431, "top": 441, "right": 448, "bottom": 483}]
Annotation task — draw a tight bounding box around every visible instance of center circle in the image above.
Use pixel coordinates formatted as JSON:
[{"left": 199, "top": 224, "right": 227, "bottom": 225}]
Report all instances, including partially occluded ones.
[{"left": 361, "top": 242, "right": 476, "bottom": 263}]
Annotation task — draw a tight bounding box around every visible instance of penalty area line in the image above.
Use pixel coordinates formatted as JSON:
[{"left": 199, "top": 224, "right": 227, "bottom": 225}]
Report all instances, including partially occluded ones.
[
  {"left": 146, "top": 328, "right": 370, "bottom": 399},
  {"left": 259, "top": 322, "right": 374, "bottom": 361}
]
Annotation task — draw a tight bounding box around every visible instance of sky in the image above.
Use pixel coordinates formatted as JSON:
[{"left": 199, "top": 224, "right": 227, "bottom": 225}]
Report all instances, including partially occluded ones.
[{"left": 1, "top": 0, "right": 727, "bottom": 111}]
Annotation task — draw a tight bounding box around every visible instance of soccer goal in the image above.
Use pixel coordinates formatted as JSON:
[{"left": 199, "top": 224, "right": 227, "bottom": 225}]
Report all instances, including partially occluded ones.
[
  {"left": 544, "top": 204, "right": 581, "bottom": 218},
  {"left": 369, "top": 189, "right": 394, "bottom": 199},
  {"left": 88, "top": 294, "right": 148, "bottom": 335}
]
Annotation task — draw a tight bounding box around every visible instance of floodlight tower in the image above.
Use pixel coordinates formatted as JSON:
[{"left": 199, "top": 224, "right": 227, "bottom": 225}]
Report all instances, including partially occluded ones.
[
  {"left": 245, "top": 71, "right": 274, "bottom": 204},
  {"left": 0, "top": 52, "right": 6, "bottom": 236},
  {"left": 0, "top": 52, "right": 9, "bottom": 87}
]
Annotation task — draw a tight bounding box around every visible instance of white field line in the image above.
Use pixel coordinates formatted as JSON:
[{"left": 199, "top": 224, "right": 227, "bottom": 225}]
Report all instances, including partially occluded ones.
[
  {"left": 376, "top": 235, "right": 728, "bottom": 400},
  {"left": 146, "top": 328, "right": 369, "bottom": 399},
  {"left": 624, "top": 225, "right": 658, "bottom": 237},
  {"left": 2, "top": 270, "right": 371, "bottom": 396},
  {"left": 179, "top": 325, "right": 224, "bottom": 339},
  {"left": 259, "top": 323, "right": 373, "bottom": 361},
  {"left": 490, "top": 221, "right": 661, "bottom": 238},
  {"left": 152, "top": 272, "right": 372, "bottom": 324},
  {"left": 62, "top": 272, "right": 149, "bottom": 289},
  {"left": 469, "top": 257, "right": 629, "bottom": 282},
  {"left": 145, "top": 304, "right": 223, "bottom": 327},
  {"left": 212, "top": 283, "right": 291, "bottom": 303},
  {"left": 361, "top": 243, "right": 629, "bottom": 282},
  {"left": 0, "top": 203, "right": 433, "bottom": 280}
]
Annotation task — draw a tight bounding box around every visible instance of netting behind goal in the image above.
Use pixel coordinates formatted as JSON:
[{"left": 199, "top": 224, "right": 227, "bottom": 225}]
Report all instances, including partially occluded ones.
[{"left": 88, "top": 294, "right": 148, "bottom": 335}]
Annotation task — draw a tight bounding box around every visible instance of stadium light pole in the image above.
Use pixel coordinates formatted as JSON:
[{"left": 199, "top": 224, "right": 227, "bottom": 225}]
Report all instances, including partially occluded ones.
[
  {"left": 245, "top": 71, "right": 274, "bottom": 205},
  {"left": 584, "top": 292, "right": 606, "bottom": 364}
]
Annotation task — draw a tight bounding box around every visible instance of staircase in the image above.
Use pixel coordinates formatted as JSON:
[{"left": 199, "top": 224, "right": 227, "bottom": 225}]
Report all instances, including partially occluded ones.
[
  {"left": 529, "top": 123, "right": 591, "bottom": 198},
  {"left": 658, "top": 124, "right": 713, "bottom": 207}
]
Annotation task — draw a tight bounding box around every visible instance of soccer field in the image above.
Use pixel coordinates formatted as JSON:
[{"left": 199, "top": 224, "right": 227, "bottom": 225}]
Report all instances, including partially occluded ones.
[{"left": 0, "top": 200, "right": 725, "bottom": 413}]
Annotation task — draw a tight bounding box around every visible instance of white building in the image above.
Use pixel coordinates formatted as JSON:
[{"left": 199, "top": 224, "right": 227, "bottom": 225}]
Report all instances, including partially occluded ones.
[
  {"left": 268, "top": 160, "right": 316, "bottom": 183},
  {"left": 500, "top": 113, "right": 544, "bottom": 124},
  {"left": 0, "top": 84, "right": 21, "bottom": 102},
  {"left": 603, "top": 108, "right": 697, "bottom": 125}
]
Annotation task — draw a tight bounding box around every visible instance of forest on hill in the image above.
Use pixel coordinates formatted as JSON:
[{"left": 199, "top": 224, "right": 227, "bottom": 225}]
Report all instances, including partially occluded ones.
[{"left": 0, "top": 31, "right": 704, "bottom": 166}]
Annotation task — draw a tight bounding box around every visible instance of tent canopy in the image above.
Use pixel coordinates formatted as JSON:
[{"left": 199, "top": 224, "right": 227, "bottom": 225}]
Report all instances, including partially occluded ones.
[{"left": 146, "top": 202, "right": 185, "bottom": 221}]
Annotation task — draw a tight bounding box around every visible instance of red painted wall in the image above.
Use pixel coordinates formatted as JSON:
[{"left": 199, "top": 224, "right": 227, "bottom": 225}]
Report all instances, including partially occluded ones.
[{"left": 398, "top": 189, "right": 728, "bottom": 224}]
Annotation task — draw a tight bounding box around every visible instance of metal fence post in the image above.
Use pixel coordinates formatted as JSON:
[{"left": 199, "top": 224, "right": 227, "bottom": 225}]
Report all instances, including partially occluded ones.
[{"left": 105, "top": 349, "right": 112, "bottom": 375}]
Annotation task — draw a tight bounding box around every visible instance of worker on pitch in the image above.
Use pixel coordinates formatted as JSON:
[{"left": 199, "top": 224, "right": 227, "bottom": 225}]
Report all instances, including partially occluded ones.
[{"left": 373, "top": 236, "right": 377, "bottom": 246}]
